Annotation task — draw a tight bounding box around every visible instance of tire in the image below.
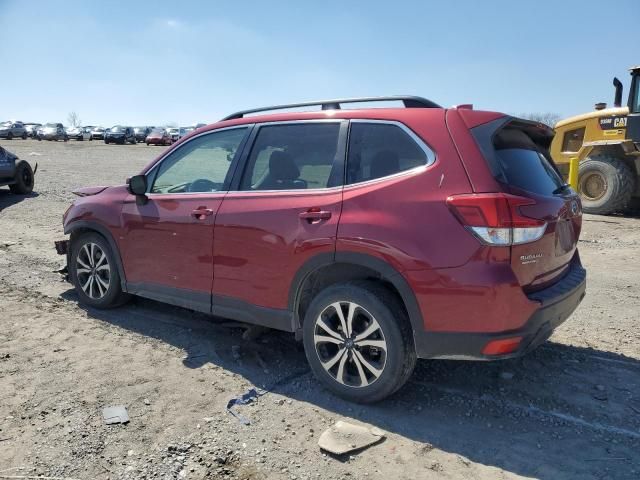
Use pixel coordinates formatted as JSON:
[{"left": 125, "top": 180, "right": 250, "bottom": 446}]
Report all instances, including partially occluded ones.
[
  {"left": 69, "top": 232, "right": 130, "bottom": 309},
  {"left": 22, "top": 132, "right": 27, "bottom": 140},
  {"left": 104, "top": 139, "right": 109, "bottom": 144},
  {"left": 9, "top": 160, "right": 34, "bottom": 195},
  {"left": 302, "top": 281, "right": 416, "bottom": 403},
  {"left": 578, "top": 155, "right": 636, "bottom": 215},
  {"left": 7, "top": 132, "right": 13, "bottom": 140},
  {"left": 64, "top": 135, "right": 68, "bottom": 142}
]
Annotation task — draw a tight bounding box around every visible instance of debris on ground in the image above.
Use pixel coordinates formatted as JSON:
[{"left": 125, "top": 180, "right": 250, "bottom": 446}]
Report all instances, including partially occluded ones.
[
  {"left": 102, "top": 405, "right": 130, "bottom": 425},
  {"left": 318, "top": 420, "right": 386, "bottom": 455},
  {"left": 226, "top": 387, "right": 266, "bottom": 425}
]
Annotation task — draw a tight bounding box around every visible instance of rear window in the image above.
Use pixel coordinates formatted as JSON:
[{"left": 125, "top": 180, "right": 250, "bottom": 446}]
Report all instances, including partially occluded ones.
[
  {"left": 493, "top": 127, "right": 564, "bottom": 196},
  {"left": 347, "top": 122, "right": 431, "bottom": 184}
]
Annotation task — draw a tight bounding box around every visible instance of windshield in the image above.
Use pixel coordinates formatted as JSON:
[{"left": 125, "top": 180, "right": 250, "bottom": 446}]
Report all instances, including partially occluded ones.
[
  {"left": 110, "top": 126, "right": 124, "bottom": 132},
  {"left": 150, "top": 128, "right": 165, "bottom": 135},
  {"left": 44, "top": 123, "right": 57, "bottom": 128}
]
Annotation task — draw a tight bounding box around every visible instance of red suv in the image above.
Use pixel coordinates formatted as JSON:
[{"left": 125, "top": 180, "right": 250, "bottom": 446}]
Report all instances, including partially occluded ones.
[{"left": 56, "top": 96, "right": 586, "bottom": 403}]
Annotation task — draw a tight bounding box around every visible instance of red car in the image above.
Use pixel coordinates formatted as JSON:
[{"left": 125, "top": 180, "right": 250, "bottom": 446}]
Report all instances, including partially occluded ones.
[
  {"left": 56, "top": 96, "right": 586, "bottom": 403},
  {"left": 145, "top": 128, "right": 173, "bottom": 146}
]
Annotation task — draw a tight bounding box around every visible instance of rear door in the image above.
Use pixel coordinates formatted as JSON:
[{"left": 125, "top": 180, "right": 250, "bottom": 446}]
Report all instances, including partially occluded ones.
[{"left": 212, "top": 120, "right": 347, "bottom": 322}]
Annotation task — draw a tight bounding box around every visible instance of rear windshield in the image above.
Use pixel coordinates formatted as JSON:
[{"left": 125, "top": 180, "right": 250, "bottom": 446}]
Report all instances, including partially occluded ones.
[
  {"left": 472, "top": 120, "right": 565, "bottom": 197},
  {"left": 493, "top": 128, "right": 564, "bottom": 195}
]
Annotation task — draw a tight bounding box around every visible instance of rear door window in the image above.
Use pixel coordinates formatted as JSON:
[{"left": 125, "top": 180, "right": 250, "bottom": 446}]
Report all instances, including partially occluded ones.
[
  {"left": 346, "top": 122, "right": 432, "bottom": 184},
  {"left": 239, "top": 122, "right": 343, "bottom": 190},
  {"left": 492, "top": 126, "right": 564, "bottom": 196}
]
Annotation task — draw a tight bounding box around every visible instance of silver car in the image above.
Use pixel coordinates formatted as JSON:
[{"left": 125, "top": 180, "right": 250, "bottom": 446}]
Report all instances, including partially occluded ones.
[
  {"left": 66, "top": 126, "right": 92, "bottom": 141},
  {"left": 0, "top": 121, "right": 28, "bottom": 140}
]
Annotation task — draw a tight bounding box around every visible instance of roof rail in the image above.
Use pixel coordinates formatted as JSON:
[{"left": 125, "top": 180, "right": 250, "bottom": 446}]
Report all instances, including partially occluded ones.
[{"left": 221, "top": 95, "right": 441, "bottom": 121}]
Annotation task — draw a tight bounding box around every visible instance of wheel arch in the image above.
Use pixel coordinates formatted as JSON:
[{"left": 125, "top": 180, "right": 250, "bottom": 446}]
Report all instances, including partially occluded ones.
[
  {"left": 64, "top": 221, "right": 127, "bottom": 291},
  {"left": 288, "top": 252, "right": 424, "bottom": 343}
]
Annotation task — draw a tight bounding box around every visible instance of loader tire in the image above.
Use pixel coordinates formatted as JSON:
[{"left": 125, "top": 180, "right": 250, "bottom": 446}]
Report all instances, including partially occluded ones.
[{"left": 578, "top": 155, "right": 635, "bottom": 215}]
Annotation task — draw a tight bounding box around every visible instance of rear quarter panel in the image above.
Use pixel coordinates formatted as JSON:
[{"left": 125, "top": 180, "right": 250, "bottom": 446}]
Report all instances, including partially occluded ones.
[{"left": 336, "top": 109, "right": 479, "bottom": 272}]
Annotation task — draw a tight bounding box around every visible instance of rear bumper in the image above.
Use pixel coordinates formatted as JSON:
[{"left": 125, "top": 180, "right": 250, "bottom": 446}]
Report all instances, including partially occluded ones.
[{"left": 414, "top": 258, "right": 586, "bottom": 359}]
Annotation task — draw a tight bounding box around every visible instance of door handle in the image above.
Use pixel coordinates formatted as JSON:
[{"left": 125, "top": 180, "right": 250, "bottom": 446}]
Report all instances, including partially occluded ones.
[
  {"left": 191, "top": 207, "right": 214, "bottom": 220},
  {"left": 299, "top": 209, "right": 332, "bottom": 223}
]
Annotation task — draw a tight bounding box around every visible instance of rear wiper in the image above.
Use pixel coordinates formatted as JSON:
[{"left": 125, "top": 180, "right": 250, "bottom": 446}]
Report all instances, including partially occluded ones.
[{"left": 552, "top": 183, "right": 571, "bottom": 195}]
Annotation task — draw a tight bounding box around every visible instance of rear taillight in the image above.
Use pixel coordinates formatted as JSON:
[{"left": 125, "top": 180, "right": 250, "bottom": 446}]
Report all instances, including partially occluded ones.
[{"left": 446, "top": 193, "right": 547, "bottom": 246}]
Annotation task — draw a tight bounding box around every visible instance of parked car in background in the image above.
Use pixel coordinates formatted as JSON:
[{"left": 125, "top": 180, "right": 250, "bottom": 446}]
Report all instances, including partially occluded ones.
[
  {"left": 0, "top": 121, "right": 28, "bottom": 140},
  {"left": 167, "top": 127, "right": 186, "bottom": 142},
  {"left": 37, "top": 123, "right": 68, "bottom": 142},
  {"left": 0, "top": 145, "right": 36, "bottom": 194},
  {"left": 145, "top": 128, "right": 173, "bottom": 146},
  {"left": 56, "top": 96, "right": 585, "bottom": 403},
  {"left": 133, "top": 126, "right": 152, "bottom": 143},
  {"left": 104, "top": 126, "right": 136, "bottom": 145},
  {"left": 66, "top": 126, "right": 92, "bottom": 141},
  {"left": 90, "top": 127, "right": 106, "bottom": 140},
  {"left": 183, "top": 126, "right": 196, "bottom": 136},
  {"left": 24, "top": 123, "right": 42, "bottom": 138}
]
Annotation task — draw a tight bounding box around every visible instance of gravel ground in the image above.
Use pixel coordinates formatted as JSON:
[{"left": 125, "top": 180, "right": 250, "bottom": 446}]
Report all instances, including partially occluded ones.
[{"left": 0, "top": 139, "right": 639, "bottom": 480}]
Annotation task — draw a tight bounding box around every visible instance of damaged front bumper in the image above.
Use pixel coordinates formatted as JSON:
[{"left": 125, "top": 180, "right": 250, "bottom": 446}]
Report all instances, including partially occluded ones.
[{"left": 54, "top": 240, "right": 70, "bottom": 282}]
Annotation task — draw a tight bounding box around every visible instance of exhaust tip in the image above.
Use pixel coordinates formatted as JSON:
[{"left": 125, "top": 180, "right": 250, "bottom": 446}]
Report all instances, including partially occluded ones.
[{"left": 595, "top": 102, "right": 607, "bottom": 110}]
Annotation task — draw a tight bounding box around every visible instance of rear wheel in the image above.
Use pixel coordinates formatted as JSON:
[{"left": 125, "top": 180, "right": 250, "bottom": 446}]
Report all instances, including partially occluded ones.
[
  {"left": 9, "top": 160, "right": 34, "bottom": 194},
  {"left": 70, "top": 232, "right": 130, "bottom": 309},
  {"left": 302, "top": 281, "right": 416, "bottom": 403},
  {"left": 579, "top": 155, "right": 635, "bottom": 215}
]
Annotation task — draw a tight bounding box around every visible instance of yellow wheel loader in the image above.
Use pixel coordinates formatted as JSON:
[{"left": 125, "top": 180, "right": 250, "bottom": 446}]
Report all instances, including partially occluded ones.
[{"left": 550, "top": 66, "right": 640, "bottom": 214}]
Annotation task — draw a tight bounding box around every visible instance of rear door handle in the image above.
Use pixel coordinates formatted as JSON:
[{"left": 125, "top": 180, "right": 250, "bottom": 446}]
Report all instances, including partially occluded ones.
[
  {"left": 191, "top": 207, "right": 214, "bottom": 220},
  {"left": 299, "top": 209, "right": 332, "bottom": 223}
]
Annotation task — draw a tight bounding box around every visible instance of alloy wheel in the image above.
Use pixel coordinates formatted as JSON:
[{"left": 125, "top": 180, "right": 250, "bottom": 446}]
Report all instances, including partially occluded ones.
[
  {"left": 313, "top": 301, "right": 387, "bottom": 388},
  {"left": 76, "top": 243, "right": 111, "bottom": 299}
]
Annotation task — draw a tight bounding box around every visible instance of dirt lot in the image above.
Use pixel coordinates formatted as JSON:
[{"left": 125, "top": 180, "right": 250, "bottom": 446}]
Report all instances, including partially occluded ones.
[{"left": 0, "top": 139, "right": 639, "bottom": 480}]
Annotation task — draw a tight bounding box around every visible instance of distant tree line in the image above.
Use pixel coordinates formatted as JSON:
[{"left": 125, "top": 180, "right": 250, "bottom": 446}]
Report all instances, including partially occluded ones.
[{"left": 518, "top": 112, "right": 562, "bottom": 127}]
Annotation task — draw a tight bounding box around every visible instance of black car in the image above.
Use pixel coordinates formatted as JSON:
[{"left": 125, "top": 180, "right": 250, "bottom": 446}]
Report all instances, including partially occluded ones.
[
  {"left": 0, "top": 145, "right": 35, "bottom": 194},
  {"left": 133, "top": 126, "right": 152, "bottom": 143},
  {"left": 104, "top": 126, "right": 136, "bottom": 145}
]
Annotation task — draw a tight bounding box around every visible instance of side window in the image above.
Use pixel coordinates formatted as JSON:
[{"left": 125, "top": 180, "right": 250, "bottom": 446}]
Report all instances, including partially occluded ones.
[
  {"left": 151, "top": 128, "right": 247, "bottom": 194},
  {"left": 239, "top": 123, "right": 342, "bottom": 191},
  {"left": 347, "top": 122, "right": 430, "bottom": 184},
  {"left": 561, "top": 127, "right": 585, "bottom": 153}
]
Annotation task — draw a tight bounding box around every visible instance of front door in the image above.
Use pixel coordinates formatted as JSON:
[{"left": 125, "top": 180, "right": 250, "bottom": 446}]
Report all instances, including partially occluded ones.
[
  {"left": 213, "top": 121, "right": 347, "bottom": 323},
  {"left": 119, "top": 126, "right": 250, "bottom": 312}
]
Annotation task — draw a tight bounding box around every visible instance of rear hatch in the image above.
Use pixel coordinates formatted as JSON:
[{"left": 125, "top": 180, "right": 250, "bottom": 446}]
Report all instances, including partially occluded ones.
[{"left": 468, "top": 117, "right": 582, "bottom": 292}]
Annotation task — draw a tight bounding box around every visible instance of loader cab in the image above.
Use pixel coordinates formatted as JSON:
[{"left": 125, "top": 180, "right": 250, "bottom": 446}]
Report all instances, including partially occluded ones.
[{"left": 627, "top": 66, "right": 640, "bottom": 144}]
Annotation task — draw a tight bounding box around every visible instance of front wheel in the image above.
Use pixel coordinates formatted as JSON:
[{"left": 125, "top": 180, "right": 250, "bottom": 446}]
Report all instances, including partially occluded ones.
[
  {"left": 69, "top": 232, "right": 130, "bottom": 309},
  {"left": 302, "top": 281, "right": 416, "bottom": 403},
  {"left": 22, "top": 132, "right": 27, "bottom": 139},
  {"left": 578, "top": 155, "right": 635, "bottom": 215},
  {"left": 7, "top": 132, "right": 13, "bottom": 140},
  {"left": 9, "top": 160, "right": 34, "bottom": 194}
]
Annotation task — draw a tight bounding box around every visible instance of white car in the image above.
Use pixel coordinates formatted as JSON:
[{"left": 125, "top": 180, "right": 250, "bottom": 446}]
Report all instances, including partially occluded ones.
[
  {"left": 66, "top": 126, "right": 92, "bottom": 141},
  {"left": 167, "top": 127, "right": 186, "bottom": 142}
]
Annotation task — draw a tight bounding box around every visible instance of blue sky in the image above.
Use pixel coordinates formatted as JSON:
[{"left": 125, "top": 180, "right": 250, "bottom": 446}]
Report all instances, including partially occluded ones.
[{"left": 1, "top": 0, "right": 638, "bottom": 126}]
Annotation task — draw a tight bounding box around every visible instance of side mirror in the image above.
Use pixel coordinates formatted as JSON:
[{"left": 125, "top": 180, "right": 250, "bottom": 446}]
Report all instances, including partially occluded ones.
[{"left": 128, "top": 174, "right": 147, "bottom": 195}]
